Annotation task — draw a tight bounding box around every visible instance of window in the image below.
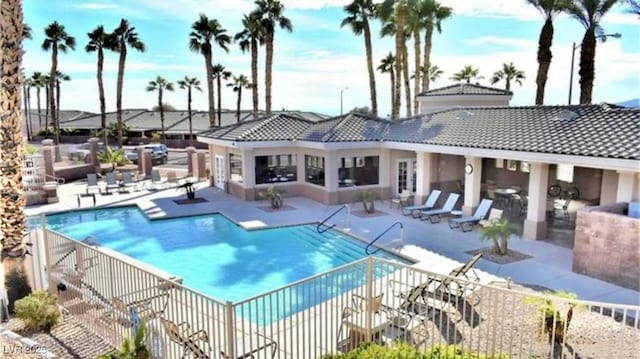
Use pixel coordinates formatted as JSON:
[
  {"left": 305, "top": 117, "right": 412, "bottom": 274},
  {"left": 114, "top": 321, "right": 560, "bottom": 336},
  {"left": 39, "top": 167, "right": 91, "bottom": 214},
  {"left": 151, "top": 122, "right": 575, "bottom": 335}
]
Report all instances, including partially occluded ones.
[
  {"left": 229, "top": 153, "right": 243, "bottom": 183},
  {"left": 339, "top": 156, "right": 379, "bottom": 187},
  {"left": 520, "top": 162, "right": 530, "bottom": 173},
  {"left": 255, "top": 154, "right": 297, "bottom": 184},
  {"left": 305, "top": 155, "right": 325, "bottom": 186},
  {"left": 507, "top": 160, "right": 518, "bottom": 171}
]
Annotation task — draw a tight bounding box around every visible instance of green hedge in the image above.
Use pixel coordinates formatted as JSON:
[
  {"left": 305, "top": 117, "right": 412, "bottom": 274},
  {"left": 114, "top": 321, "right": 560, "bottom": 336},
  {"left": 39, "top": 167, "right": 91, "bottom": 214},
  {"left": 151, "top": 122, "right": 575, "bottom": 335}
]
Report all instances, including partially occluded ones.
[{"left": 321, "top": 343, "right": 509, "bottom": 359}]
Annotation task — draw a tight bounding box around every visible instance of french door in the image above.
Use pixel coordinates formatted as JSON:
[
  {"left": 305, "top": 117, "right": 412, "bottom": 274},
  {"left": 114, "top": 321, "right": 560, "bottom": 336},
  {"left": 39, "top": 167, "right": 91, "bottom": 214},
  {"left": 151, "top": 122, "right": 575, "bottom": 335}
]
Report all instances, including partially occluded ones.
[{"left": 396, "top": 159, "right": 417, "bottom": 195}]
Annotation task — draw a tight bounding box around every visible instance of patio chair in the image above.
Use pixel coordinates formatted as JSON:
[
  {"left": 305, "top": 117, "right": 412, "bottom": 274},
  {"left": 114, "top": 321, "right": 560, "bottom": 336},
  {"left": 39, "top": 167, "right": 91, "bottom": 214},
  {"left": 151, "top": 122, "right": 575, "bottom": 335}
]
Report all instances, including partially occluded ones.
[
  {"left": 448, "top": 199, "right": 494, "bottom": 232},
  {"left": 161, "top": 318, "right": 211, "bottom": 358},
  {"left": 220, "top": 332, "right": 278, "bottom": 359},
  {"left": 104, "top": 172, "right": 119, "bottom": 194},
  {"left": 86, "top": 173, "right": 101, "bottom": 194},
  {"left": 149, "top": 169, "right": 167, "bottom": 190},
  {"left": 121, "top": 171, "right": 138, "bottom": 192},
  {"left": 337, "top": 293, "right": 388, "bottom": 349},
  {"left": 401, "top": 189, "right": 442, "bottom": 216},
  {"left": 391, "top": 189, "right": 411, "bottom": 209},
  {"left": 419, "top": 193, "right": 460, "bottom": 223},
  {"left": 479, "top": 208, "right": 504, "bottom": 228}
]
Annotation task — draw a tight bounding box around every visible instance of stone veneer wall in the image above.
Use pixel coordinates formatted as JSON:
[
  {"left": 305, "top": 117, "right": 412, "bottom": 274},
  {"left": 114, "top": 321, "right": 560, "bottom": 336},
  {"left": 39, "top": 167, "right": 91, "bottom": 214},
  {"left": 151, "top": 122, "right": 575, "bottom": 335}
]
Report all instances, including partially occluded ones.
[{"left": 573, "top": 203, "right": 640, "bottom": 290}]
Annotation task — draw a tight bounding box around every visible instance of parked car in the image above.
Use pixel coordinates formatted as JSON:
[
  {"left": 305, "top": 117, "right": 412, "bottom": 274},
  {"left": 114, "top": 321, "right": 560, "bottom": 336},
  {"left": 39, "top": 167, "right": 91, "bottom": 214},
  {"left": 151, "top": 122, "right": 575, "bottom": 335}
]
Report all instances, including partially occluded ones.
[
  {"left": 126, "top": 144, "right": 169, "bottom": 165},
  {"left": 68, "top": 142, "right": 105, "bottom": 162}
]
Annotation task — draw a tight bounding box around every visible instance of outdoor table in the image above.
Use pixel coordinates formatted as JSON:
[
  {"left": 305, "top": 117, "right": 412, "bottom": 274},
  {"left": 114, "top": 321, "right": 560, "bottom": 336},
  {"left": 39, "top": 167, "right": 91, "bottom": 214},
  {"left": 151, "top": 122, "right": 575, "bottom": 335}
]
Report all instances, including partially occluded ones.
[{"left": 494, "top": 188, "right": 520, "bottom": 208}]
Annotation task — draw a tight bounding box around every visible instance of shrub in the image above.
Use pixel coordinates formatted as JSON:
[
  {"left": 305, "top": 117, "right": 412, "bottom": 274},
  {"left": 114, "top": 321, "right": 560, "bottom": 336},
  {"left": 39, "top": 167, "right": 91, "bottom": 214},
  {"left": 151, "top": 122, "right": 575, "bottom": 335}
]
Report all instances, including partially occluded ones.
[
  {"left": 5, "top": 268, "right": 32, "bottom": 313},
  {"left": 425, "top": 344, "right": 509, "bottom": 358},
  {"left": 322, "top": 343, "right": 508, "bottom": 359},
  {"left": 259, "top": 186, "right": 286, "bottom": 209},
  {"left": 353, "top": 189, "right": 381, "bottom": 214},
  {"left": 14, "top": 291, "right": 60, "bottom": 331},
  {"left": 479, "top": 218, "right": 519, "bottom": 255},
  {"left": 99, "top": 323, "right": 150, "bottom": 359},
  {"left": 526, "top": 291, "right": 580, "bottom": 344}
]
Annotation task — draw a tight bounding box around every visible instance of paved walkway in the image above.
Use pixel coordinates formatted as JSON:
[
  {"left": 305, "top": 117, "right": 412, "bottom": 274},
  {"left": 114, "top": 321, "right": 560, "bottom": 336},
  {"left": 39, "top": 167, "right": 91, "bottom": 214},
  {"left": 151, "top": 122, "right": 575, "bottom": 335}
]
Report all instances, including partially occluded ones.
[{"left": 25, "top": 181, "right": 640, "bottom": 307}]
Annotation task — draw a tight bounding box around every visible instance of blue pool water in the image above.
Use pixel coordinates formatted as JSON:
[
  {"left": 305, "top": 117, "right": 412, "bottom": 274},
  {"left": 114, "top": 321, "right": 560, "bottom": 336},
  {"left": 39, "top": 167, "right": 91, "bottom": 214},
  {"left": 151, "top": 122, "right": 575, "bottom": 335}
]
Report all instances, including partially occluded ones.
[{"left": 46, "top": 206, "right": 407, "bottom": 303}]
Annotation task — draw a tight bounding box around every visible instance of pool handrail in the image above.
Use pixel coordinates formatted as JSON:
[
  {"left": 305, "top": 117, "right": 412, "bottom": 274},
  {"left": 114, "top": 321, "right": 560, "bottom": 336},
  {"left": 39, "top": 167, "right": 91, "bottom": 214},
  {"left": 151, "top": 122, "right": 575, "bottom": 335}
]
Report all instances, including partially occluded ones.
[
  {"left": 316, "top": 204, "right": 350, "bottom": 234},
  {"left": 365, "top": 221, "right": 403, "bottom": 255}
]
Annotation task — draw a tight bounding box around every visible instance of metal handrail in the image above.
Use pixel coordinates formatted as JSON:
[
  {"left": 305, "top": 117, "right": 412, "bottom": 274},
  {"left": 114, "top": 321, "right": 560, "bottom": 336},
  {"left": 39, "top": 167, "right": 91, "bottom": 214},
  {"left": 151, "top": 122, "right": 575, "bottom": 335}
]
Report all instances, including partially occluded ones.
[
  {"left": 44, "top": 173, "right": 66, "bottom": 184},
  {"left": 316, "top": 204, "right": 349, "bottom": 234},
  {"left": 365, "top": 221, "right": 403, "bottom": 255}
]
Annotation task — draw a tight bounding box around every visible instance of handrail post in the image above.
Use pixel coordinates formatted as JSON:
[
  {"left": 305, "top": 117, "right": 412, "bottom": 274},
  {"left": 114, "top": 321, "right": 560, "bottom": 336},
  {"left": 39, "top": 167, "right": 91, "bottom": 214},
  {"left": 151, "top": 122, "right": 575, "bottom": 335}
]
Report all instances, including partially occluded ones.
[
  {"left": 225, "top": 301, "right": 236, "bottom": 359},
  {"left": 41, "top": 213, "right": 53, "bottom": 293},
  {"left": 365, "top": 257, "right": 374, "bottom": 341}
]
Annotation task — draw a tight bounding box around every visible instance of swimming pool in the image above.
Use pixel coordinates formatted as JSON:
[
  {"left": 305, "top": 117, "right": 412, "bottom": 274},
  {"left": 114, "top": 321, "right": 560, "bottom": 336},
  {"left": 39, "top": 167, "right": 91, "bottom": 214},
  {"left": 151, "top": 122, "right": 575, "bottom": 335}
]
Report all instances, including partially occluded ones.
[{"left": 46, "top": 206, "right": 408, "bottom": 303}]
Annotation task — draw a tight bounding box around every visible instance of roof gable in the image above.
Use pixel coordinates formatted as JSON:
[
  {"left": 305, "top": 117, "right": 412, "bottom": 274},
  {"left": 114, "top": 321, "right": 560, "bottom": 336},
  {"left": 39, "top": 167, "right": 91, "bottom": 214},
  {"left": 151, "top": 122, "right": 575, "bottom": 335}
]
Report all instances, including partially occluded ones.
[{"left": 419, "top": 83, "right": 513, "bottom": 97}]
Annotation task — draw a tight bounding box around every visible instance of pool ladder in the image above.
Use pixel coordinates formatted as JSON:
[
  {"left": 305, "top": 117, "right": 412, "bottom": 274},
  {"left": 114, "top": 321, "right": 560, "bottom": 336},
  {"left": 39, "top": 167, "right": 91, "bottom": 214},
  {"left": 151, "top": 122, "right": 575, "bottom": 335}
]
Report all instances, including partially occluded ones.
[
  {"left": 365, "top": 221, "right": 404, "bottom": 255},
  {"left": 316, "top": 204, "right": 350, "bottom": 234}
]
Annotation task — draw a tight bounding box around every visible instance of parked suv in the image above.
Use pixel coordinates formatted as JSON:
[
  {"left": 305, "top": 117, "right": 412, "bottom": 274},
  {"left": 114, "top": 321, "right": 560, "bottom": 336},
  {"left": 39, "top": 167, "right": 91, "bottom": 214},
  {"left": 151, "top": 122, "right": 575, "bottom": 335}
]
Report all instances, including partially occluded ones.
[
  {"left": 126, "top": 144, "right": 168, "bottom": 165},
  {"left": 68, "top": 142, "right": 105, "bottom": 162}
]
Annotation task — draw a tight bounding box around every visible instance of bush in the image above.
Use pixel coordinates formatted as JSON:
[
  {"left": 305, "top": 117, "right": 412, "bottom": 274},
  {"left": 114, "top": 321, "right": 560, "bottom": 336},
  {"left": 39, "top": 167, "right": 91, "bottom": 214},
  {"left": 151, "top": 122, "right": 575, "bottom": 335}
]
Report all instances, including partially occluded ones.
[
  {"left": 353, "top": 190, "right": 381, "bottom": 214},
  {"left": 425, "top": 345, "right": 509, "bottom": 359},
  {"left": 14, "top": 291, "right": 60, "bottom": 331},
  {"left": 322, "top": 343, "right": 508, "bottom": 359},
  {"left": 526, "top": 291, "right": 580, "bottom": 344},
  {"left": 5, "top": 268, "right": 32, "bottom": 313},
  {"left": 99, "top": 323, "right": 150, "bottom": 359}
]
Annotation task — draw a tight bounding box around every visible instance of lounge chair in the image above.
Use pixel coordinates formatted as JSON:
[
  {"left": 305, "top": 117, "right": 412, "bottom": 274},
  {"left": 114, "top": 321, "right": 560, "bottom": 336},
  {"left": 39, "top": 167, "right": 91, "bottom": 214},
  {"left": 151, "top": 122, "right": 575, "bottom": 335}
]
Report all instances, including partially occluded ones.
[
  {"left": 121, "top": 171, "right": 137, "bottom": 192},
  {"left": 149, "top": 169, "right": 167, "bottom": 190},
  {"left": 419, "top": 193, "right": 460, "bottom": 223},
  {"left": 337, "top": 293, "right": 388, "bottom": 349},
  {"left": 220, "top": 332, "right": 278, "bottom": 359},
  {"left": 161, "top": 318, "right": 211, "bottom": 358},
  {"left": 448, "top": 199, "right": 494, "bottom": 232},
  {"left": 479, "top": 208, "right": 504, "bottom": 228},
  {"left": 391, "top": 189, "right": 411, "bottom": 209},
  {"left": 104, "top": 172, "right": 119, "bottom": 194},
  {"left": 86, "top": 173, "right": 101, "bottom": 194},
  {"left": 401, "top": 189, "right": 442, "bottom": 216}
]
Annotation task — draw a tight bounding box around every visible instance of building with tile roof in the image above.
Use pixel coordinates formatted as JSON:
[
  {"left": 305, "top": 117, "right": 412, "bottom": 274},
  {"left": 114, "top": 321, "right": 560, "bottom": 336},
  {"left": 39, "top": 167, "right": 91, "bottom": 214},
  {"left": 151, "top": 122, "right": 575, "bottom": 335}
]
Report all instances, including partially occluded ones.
[{"left": 418, "top": 83, "right": 513, "bottom": 113}]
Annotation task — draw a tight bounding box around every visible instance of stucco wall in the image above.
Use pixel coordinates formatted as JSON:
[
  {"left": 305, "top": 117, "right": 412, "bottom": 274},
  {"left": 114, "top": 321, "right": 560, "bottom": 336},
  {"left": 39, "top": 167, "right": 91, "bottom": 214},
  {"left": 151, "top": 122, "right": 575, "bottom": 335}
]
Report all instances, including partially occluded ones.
[{"left": 573, "top": 203, "right": 640, "bottom": 290}]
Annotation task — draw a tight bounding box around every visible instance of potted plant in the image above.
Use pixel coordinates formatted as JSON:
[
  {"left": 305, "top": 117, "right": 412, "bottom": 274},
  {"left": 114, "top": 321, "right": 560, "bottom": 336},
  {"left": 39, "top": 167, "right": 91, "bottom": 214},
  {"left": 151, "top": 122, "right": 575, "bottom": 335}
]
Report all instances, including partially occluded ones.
[
  {"left": 259, "top": 186, "right": 285, "bottom": 209},
  {"left": 479, "top": 218, "right": 519, "bottom": 255},
  {"left": 353, "top": 189, "right": 381, "bottom": 214},
  {"left": 178, "top": 181, "right": 196, "bottom": 200}
]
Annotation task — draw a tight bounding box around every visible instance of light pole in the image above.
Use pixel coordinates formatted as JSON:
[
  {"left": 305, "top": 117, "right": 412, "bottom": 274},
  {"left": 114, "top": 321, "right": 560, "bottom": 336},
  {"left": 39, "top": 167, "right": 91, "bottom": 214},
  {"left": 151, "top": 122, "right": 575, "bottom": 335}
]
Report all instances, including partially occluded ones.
[
  {"left": 568, "top": 33, "right": 621, "bottom": 105},
  {"left": 340, "top": 86, "right": 349, "bottom": 115}
]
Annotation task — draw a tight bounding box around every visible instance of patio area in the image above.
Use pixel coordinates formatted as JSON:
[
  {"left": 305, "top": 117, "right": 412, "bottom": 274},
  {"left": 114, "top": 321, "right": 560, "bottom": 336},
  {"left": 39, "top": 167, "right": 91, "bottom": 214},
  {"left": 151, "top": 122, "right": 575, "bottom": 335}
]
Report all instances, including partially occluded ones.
[{"left": 25, "top": 179, "right": 640, "bottom": 307}]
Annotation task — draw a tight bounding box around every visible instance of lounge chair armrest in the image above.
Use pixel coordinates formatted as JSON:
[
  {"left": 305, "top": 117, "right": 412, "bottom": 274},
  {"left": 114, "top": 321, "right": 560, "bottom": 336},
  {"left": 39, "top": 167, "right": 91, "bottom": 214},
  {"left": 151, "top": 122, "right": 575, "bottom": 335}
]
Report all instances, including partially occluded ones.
[
  {"left": 254, "top": 332, "right": 278, "bottom": 357},
  {"left": 462, "top": 269, "right": 480, "bottom": 283},
  {"left": 188, "top": 329, "right": 208, "bottom": 342}
]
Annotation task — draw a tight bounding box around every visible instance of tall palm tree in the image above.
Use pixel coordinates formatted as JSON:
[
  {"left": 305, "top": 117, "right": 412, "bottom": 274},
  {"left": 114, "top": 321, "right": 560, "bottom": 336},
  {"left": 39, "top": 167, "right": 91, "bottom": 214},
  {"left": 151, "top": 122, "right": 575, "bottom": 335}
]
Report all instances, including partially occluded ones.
[
  {"left": 177, "top": 76, "right": 202, "bottom": 146},
  {"left": 145, "top": 76, "right": 174, "bottom": 143},
  {"left": 212, "top": 64, "right": 232, "bottom": 127},
  {"left": 379, "top": 0, "right": 408, "bottom": 119},
  {"left": 42, "top": 74, "right": 52, "bottom": 135},
  {"left": 1, "top": 0, "right": 28, "bottom": 277},
  {"left": 421, "top": 0, "right": 452, "bottom": 92},
  {"left": 112, "top": 19, "right": 145, "bottom": 147},
  {"left": 54, "top": 71, "right": 70, "bottom": 130},
  {"left": 30, "top": 72, "right": 46, "bottom": 131},
  {"left": 190, "top": 14, "right": 230, "bottom": 128},
  {"left": 42, "top": 21, "right": 76, "bottom": 146},
  {"left": 406, "top": 0, "right": 424, "bottom": 115},
  {"left": 526, "top": 0, "right": 570, "bottom": 105},
  {"left": 491, "top": 62, "right": 526, "bottom": 91},
  {"left": 428, "top": 64, "right": 444, "bottom": 82},
  {"left": 252, "top": 0, "right": 293, "bottom": 115},
  {"left": 86, "top": 25, "right": 116, "bottom": 144},
  {"left": 341, "top": 0, "right": 378, "bottom": 117},
  {"left": 377, "top": 52, "right": 396, "bottom": 117},
  {"left": 227, "top": 74, "right": 253, "bottom": 123},
  {"left": 23, "top": 78, "right": 33, "bottom": 141},
  {"left": 235, "top": 13, "right": 263, "bottom": 118},
  {"left": 566, "top": 0, "right": 622, "bottom": 104},
  {"left": 451, "top": 65, "right": 483, "bottom": 83}
]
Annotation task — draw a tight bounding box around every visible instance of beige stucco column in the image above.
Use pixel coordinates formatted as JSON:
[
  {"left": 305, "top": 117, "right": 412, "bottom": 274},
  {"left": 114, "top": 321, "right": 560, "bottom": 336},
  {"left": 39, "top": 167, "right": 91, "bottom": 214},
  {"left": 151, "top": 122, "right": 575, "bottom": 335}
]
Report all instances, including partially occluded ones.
[
  {"left": 41, "top": 139, "right": 55, "bottom": 179},
  {"left": 136, "top": 146, "right": 145, "bottom": 174},
  {"left": 599, "top": 170, "right": 618, "bottom": 205},
  {"left": 87, "top": 137, "right": 100, "bottom": 168},
  {"left": 616, "top": 171, "right": 638, "bottom": 203},
  {"left": 324, "top": 150, "right": 338, "bottom": 204},
  {"left": 186, "top": 146, "right": 196, "bottom": 176},
  {"left": 241, "top": 149, "right": 255, "bottom": 188},
  {"left": 414, "top": 151, "right": 435, "bottom": 205},
  {"left": 462, "top": 156, "right": 483, "bottom": 215},
  {"left": 523, "top": 162, "right": 549, "bottom": 240}
]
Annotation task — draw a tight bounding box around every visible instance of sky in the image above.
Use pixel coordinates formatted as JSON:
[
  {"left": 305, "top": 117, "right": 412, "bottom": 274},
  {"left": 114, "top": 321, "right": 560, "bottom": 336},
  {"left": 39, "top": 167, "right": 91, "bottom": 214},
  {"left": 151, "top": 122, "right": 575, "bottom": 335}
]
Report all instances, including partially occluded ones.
[{"left": 23, "top": 0, "right": 640, "bottom": 118}]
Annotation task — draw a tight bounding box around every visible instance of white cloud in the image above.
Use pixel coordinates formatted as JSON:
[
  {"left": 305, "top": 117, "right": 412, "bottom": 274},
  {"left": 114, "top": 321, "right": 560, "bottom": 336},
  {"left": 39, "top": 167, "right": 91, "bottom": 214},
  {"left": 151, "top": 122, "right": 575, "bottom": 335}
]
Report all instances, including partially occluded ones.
[
  {"left": 77, "top": 2, "right": 119, "bottom": 10},
  {"left": 281, "top": 0, "right": 349, "bottom": 10},
  {"left": 465, "top": 36, "right": 537, "bottom": 49}
]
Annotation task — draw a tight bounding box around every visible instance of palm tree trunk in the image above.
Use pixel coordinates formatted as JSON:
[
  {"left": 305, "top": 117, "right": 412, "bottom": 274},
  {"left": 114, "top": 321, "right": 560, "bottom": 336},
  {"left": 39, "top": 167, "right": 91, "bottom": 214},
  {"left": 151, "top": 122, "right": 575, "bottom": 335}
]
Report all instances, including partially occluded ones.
[
  {"left": 534, "top": 19, "right": 554, "bottom": 105},
  {"left": 251, "top": 38, "right": 259, "bottom": 118},
  {"left": 236, "top": 88, "right": 242, "bottom": 123},
  {"left": 204, "top": 47, "right": 216, "bottom": 127},
  {"left": 389, "top": 70, "right": 395, "bottom": 116},
  {"left": 97, "top": 48, "right": 108, "bottom": 144},
  {"left": 188, "top": 87, "right": 194, "bottom": 146},
  {"left": 49, "top": 46, "right": 58, "bottom": 145},
  {"left": 27, "top": 87, "right": 33, "bottom": 139},
  {"left": 22, "top": 84, "right": 31, "bottom": 141},
  {"left": 422, "top": 17, "right": 434, "bottom": 92},
  {"left": 159, "top": 88, "right": 165, "bottom": 143},
  {"left": 363, "top": 18, "right": 378, "bottom": 117},
  {"left": 579, "top": 29, "right": 596, "bottom": 105},
  {"left": 36, "top": 87, "right": 42, "bottom": 130},
  {"left": 265, "top": 32, "right": 274, "bottom": 115},
  {"left": 0, "top": 0, "right": 28, "bottom": 269},
  {"left": 44, "top": 85, "right": 50, "bottom": 135},
  {"left": 413, "top": 29, "right": 421, "bottom": 115},
  {"left": 116, "top": 45, "right": 127, "bottom": 147},
  {"left": 402, "top": 42, "right": 412, "bottom": 117},
  {"left": 506, "top": 78, "right": 511, "bottom": 91},
  {"left": 217, "top": 76, "right": 222, "bottom": 127},
  {"left": 393, "top": 2, "right": 406, "bottom": 120},
  {"left": 56, "top": 79, "right": 61, "bottom": 144}
]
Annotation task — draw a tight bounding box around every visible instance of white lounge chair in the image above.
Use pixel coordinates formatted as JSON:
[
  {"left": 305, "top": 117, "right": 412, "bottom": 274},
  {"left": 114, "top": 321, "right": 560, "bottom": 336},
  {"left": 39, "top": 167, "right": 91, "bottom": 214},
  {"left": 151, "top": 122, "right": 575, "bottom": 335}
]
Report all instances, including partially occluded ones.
[
  {"left": 86, "top": 173, "right": 101, "bottom": 194},
  {"left": 402, "top": 189, "right": 442, "bottom": 216},
  {"left": 121, "top": 171, "right": 137, "bottom": 192},
  {"left": 419, "top": 193, "right": 460, "bottom": 223},
  {"left": 104, "top": 172, "right": 119, "bottom": 194},
  {"left": 448, "top": 199, "right": 494, "bottom": 232}
]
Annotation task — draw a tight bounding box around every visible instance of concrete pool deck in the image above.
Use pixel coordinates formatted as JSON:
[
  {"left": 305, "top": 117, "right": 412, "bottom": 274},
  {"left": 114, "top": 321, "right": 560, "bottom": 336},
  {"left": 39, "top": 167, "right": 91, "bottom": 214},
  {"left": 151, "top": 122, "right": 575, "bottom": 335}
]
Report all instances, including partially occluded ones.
[{"left": 25, "top": 180, "right": 640, "bottom": 306}]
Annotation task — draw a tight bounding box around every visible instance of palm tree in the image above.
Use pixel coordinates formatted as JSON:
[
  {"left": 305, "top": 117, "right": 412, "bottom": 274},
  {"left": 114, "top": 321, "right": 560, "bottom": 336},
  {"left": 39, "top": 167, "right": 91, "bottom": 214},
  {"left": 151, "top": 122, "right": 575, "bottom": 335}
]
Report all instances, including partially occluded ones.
[
  {"left": 421, "top": 0, "right": 452, "bottom": 92},
  {"left": 23, "top": 78, "right": 33, "bottom": 141},
  {"left": 54, "top": 71, "right": 71, "bottom": 130},
  {"left": 428, "top": 64, "right": 444, "bottom": 82},
  {"left": 341, "top": 0, "right": 378, "bottom": 117},
  {"left": 86, "top": 25, "right": 116, "bottom": 144},
  {"left": 491, "top": 62, "right": 526, "bottom": 91},
  {"left": 235, "top": 13, "right": 263, "bottom": 118},
  {"left": 190, "top": 14, "right": 230, "bottom": 128},
  {"left": 42, "top": 21, "right": 76, "bottom": 146},
  {"left": 177, "top": 76, "right": 203, "bottom": 146},
  {"left": 112, "top": 19, "right": 145, "bottom": 147},
  {"left": 252, "top": 0, "right": 293, "bottom": 115},
  {"left": 377, "top": 52, "right": 396, "bottom": 117},
  {"left": 1, "top": 0, "right": 28, "bottom": 280},
  {"left": 627, "top": 0, "right": 640, "bottom": 15},
  {"left": 227, "top": 74, "right": 253, "bottom": 123},
  {"left": 212, "top": 64, "right": 232, "bottom": 127},
  {"left": 379, "top": 0, "right": 408, "bottom": 119},
  {"left": 23, "top": 23, "right": 32, "bottom": 40},
  {"left": 30, "top": 72, "right": 46, "bottom": 131},
  {"left": 526, "top": 0, "right": 570, "bottom": 105},
  {"left": 406, "top": 0, "right": 424, "bottom": 115},
  {"left": 145, "top": 76, "right": 174, "bottom": 143},
  {"left": 451, "top": 65, "right": 483, "bottom": 83},
  {"left": 566, "top": 0, "right": 622, "bottom": 104}
]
